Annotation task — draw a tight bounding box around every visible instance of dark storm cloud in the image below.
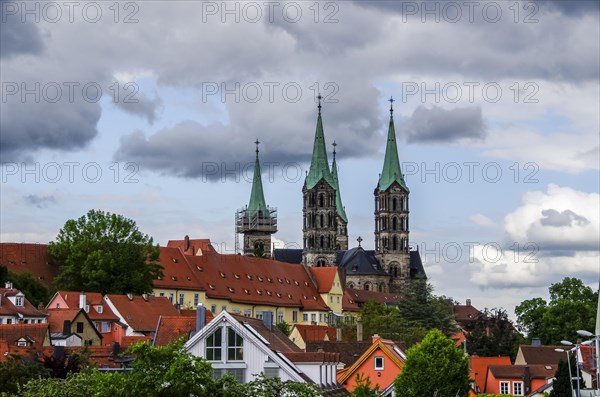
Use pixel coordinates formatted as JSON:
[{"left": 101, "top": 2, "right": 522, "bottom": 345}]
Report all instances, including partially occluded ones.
[
  {"left": 0, "top": 100, "right": 101, "bottom": 162},
  {"left": 399, "top": 105, "right": 486, "bottom": 143},
  {"left": 539, "top": 0, "right": 600, "bottom": 15},
  {"left": 24, "top": 194, "right": 56, "bottom": 208},
  {"left": 540, "top": 209, "right": 590, "bottom": 227},
  {"left": 0, "top": 1, "right": 44, "bottom": 58}
]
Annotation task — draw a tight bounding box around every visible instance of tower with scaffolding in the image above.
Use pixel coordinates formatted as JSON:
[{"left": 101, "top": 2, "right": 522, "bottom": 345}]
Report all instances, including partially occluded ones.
[{"left": 235, "top": 140, "right": 277, "bottom": 257}]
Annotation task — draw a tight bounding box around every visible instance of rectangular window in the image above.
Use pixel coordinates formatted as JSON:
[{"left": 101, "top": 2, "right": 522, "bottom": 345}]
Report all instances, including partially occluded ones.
[
  {"left": 302, "top": 313, "right": 308, "bottom": 322},
  {"left": 277, "top": 313, "right": 284, "bottom": 324},
  {"left": 292, "top": 311, "right": 298, "bottom": 323},
  {"left": 513, "top": 382, "right": 523, "bottom": 396},
  {"left": 337, "top": 296, "right": 340, "bottom": 303},
  {"left": 227, "top": 328, "right": 243, "bottom": 361},
  {"left": 168, "top": 293, "right": 174, "bottom": 303},
  {"left": 206, "top": 328, "right": 222, "bottom": 361},
  {"left": 76, "top": 322, "right": 84, "bottom": 333},
  {"left": 211, "top": 304, "right": 217, "bottom": 314},
  {"left": 226, "top": 368, "right": 245, "bottom": 383},
  {"left": 15, "top": 296, "right": 23, "bottom": 307},
  {"left": 311, "top": 313, "right": 316, "bottom": 323},
  {"left": 17, "top": 340, "right": 27, "bottom": 347},
  {"left": 264, "top": 367, "right": 279, "bottom": 378},
  {"left": 179, "top": 293, "right": 184, "bottom": 306},
  {"left": 96, "top": 305, "right": 103, "bottom": 314},
  {"left": 374, "top": 356, "right": 384, "bottom": 370},
  {"left": 194, "top": 293, "right": 199, "bottom": 306},
  {"left": 256, "top": 312, "right": 264, "bottom": 320},
  {"left": 244, "top": 309, "right": 252, "bottom": 317},
  {"left": 159, "top": 292, "right": 164, "bottom": 297},
  {"left": 499, "top": 381, "right": 510, "bottom": 394},
  {"left": 7, "top": 319, "right": 12, "bottom": 324}
]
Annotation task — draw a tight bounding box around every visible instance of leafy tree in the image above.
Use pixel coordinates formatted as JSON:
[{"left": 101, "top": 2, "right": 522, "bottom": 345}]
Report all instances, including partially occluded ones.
[
  {"left": 396, "top": 279, "right": 457, "bottom": 338},
  {"left": 0, "top": 266, "right": 52, "bottom": 307},
  {"left": 394, "top": 329, "right": 471, "bottom": 397},
  {"left": 48, "top": 210, "right": 162, "bottom": 294},
  {"left": 350, "top": 373, "right": 381, "bottom": 396},
  {"left": 360, "top": 300, "right": 404, "bottom": 341},
  {"left": 240, "top": 373, "right": 319, "bottom": 397},
  {"left": 515, "top": 277, "right": 598, "bottom": 344},
  {"left": 550, "top": 357, "right": 586, "bottom": 397},
  {"left": 276, "top": 320, "right": 291, "bottom": 336},
  {"left": 0, "top": 356, "right": 49, "bottom": 395},
  {"left": 465, "top": 308, "right": 522, "bottom": 359}
]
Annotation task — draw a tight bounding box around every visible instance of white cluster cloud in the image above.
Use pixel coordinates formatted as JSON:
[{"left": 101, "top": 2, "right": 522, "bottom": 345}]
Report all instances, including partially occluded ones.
[{"left": 470, "top": 185, "right": 599, "bottom": 288}]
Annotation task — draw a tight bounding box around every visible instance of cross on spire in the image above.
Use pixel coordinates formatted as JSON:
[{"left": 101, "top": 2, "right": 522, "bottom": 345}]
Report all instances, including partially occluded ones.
[
  {"left": 357, "top": 236, "right": 363, "bottom": 247},
  {"left": 317, "top": 93, "right": 322, "bottom": 113},
  {"left": 389, "top": 96, "right": 395, "bottom": 116},
  {"left": 255, "top": 139, "right": 260, "bottom": 156},
  {"left": 332, "top": 141, "right": 337, "bottom": 158}
]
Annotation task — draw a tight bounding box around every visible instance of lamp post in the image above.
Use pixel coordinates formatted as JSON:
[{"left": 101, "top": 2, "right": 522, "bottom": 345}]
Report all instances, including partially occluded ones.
[
  {"left": 577, "top": 329, "right": 599, "bottom": 390},
  {"left": 556, "top": 348, "right": 575, "bottom": 397},
  {"left": 563, "top": 340, "right": 581, "bottom": 397}
]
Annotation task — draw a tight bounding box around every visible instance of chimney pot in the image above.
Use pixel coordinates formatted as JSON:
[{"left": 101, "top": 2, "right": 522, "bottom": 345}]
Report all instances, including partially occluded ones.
[
  {"left": 79, "top": 292, "right": 86, "bottom": 309},
  {"left": 466, "top": 299, "right": 471, "bottom": 306}
]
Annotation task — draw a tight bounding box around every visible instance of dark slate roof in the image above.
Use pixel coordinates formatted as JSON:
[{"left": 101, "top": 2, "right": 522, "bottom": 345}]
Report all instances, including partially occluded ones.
[
  {"left": 337, "top": 247, "right": 388, "bottom": 276},
  {"left": 273, "top": 247, "right": 427, "bottom": 279},
  {"left": 272, "top": 249, "right": 303, "bottom": 264}
]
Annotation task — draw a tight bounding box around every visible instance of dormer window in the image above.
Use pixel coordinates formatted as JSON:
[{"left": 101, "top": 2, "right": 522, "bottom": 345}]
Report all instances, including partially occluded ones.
[
  {"left": 15, "top": 294, "right": 24, "bottom": 307},
  {"left": 96, "top": 305, "right": 103, "bottom": 314}
]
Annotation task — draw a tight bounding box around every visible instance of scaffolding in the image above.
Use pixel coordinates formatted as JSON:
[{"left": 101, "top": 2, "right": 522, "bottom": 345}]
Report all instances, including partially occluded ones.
[{"left": 234, "top": 206, "right": 277, "bottom": 254}]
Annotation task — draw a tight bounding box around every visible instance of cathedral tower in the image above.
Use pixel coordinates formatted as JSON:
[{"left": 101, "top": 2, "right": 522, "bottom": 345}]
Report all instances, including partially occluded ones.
[
  {"left": 374, "top": 98, "right": 410, "bottom": 292},
  {"left": 236, "top": 140, "right": 277, "bottom": 257},
  {"left": 302, "top": 96, "right": 338, "bottom": 267},
  {"left": 331, "top": 142, "right": 348, "bottom": 251}
]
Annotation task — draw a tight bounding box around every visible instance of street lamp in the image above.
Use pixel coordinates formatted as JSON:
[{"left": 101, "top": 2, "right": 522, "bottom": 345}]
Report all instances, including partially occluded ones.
[
  {"left": 556, "top": 348, "right": 575, "bottom": 397},
  {"left": 577, "top": 329, "right": 600, "bottom": 391},
  {"left": 562, "top": 340, "right": 581, "bottom": 397}
]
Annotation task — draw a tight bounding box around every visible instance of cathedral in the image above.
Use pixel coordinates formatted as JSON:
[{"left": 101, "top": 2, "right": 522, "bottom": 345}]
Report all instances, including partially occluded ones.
[{"left": 236, "top": 96, "right": 426, "bottom": 294}]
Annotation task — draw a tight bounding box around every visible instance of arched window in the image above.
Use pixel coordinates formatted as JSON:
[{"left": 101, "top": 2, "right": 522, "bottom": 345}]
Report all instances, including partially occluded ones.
[
  {"left": 392, "top": 217, "right": 397, "bottom": 231},
  {"left": 392, "top": 236, "right": 398, "bottom": 251},
  {"left": 320, "top": 214, "right": 324, "bottom": 227},
  {"left": 364, "top": 283, "right": 370, "bottom": 291},
  {"left": 379, "top": 283, "right": 385, "bottom": 292},
  {"left": 319, "top": 194, "right": 324, "bottom": 207},
  {"left": 348, "top": 282, "right": 355, "bottom": 289},
  {"left": 320, "top": 235, "right": 324, "bottom": 248},
  {"left": 392, "top": 197, "right": 397, "bottom": 210}
]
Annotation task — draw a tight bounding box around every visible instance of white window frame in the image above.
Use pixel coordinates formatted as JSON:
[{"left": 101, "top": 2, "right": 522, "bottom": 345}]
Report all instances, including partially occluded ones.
[
  {"left": 96, "top": 305, "right": 103, "bottom": 314},
  {"left": 513, "top": 381, "right": 524, "bottom": 396},
  {"left": 499, "top": 381, "right": 510, "bottom": 394},
  {"left": 15, "top": 295, "right": 24, "bottom": 307},
  {"left": 374, "top": 356, "right": 384, "bottom": 370}
]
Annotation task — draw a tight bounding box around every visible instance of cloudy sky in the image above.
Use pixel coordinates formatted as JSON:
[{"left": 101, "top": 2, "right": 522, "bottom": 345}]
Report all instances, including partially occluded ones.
[{"left": 1, "top": 0, "right": 598, "bottom": 316}]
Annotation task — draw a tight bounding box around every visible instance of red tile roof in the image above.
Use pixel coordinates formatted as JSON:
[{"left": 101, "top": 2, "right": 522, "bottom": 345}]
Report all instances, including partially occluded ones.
[
  {"left": 106, "top": 294, "right": 180, "bottom": 333},
  {"left": 345, "top": 289, "right": 402, "bottom": 306},
  {"left": 309, "top": 267, "right": 338, "bottom": 293},
  {"left": 167, "top": 237, "right": 216, "bottom": 256},
  {"left": 50, "top": 291, "right": 119, "bottom": 322},
  {"left": 183, "top": 252, "right": 330, "bottom": 311},
  {"left": 292, "top": 324, "right": 338, "bottom": 343},
  {"left": 453, "top": 304, "right": 482, "bottom": 323},
  {"left": 342, "top": 290, "right": 360, "bottom": 312},
  {"left": 470, "top": 356, "right": 511, "bottom": 392},
  {"left": 153, "top": 310, "right": 214, "bottom": 346},
  {"left": 0, "top": 288, "right": 48, "bottom": 318},
  {"left": 154, "top": 247, "right": 204, "bottom": 291},
  {"left": 517, "top": 345, "right": 566, "bottom": 366},
  {"left": 282, "top": 351, "right": 340, "bottom": 363},
  {"left": 0, "top": 243, "right": 58, "bottom": 286},
  {"left": 46, "top": 309, "right": 81, "bottom": 333},
  {"left": 306, "top": 341, "right": 372, "bottom": 366},
  {"left": 230, "top": 313, "right": 302, "bottom": 353},
  {"left": 488, "top": 364, "right": 556, "bottom": 379},
  {"left": 0, "top": 323, "right": 50, "bottom": 350}
]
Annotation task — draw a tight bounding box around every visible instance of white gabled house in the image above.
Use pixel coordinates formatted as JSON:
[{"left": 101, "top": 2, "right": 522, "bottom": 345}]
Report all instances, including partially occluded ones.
[{"left": 185, "top": 308, "right": 344, "bottom": 394}]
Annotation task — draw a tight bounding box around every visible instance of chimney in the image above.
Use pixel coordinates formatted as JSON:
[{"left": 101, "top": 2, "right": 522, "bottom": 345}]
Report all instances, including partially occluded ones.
[
  {"left": 196, "top": 304, "right": 206, "bottom": 332},
  {"left": 523, "top": 365, "right": 532, "bottom": 394},
  {"left": 63, "top": 320, "right": 71, "bottom": 335},
  {"left": 263, "top": 311, "right": 273, "bottom": 331},
  {"left": 52, "top": 346, "right": 65, "bottom": 361},
  {"left": 356, "top": 321, "right": 363, "bottom": 342},
  {"left": 79, "top": 292, "right": 86, "bottom": 309},
  {"left": 184, "top": 235, "right": 190, "bottom": 252},
  {"left": 127, "top": 293, "right": 133, "bottom": 301},
  {"left": 531, "top": 338, "right": 541, "bottom": 346},
  {"left": 4, "top": 281, "right": 12, "bottom": 290},
  {"left": 111, "top": 342, "right": 121, "bottom": 358},
  {"left": 466, "top": 299, "right": 471, "bottom": 306},
  {"left": 372, "top": 334, "right": 381, "bottom": 343}
]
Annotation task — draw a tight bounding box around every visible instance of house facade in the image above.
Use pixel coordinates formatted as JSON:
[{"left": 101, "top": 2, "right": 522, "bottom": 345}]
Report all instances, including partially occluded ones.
[{"left": 0, "top": 283, "right": 47, "bottom": 325}]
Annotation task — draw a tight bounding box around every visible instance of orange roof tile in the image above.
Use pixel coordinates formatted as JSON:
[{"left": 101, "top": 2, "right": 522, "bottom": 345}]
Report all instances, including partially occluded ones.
[
  {"left": 167, "top": 237, "right": 216, "bottom": 256},
  {"left": 106, "top": 294, "right": 180, "bottom": 333},
  {"left": 0, "top": 288, "right": 48, "bottom": 318},
  {"left": 0, "top": 243, "right": 58, "bottom": 286},
  {"left": 154, "top": 247, "right": 205, "bottom": 291},
  {"left": 0, "top": 323, "right": 50, "bottom": 350},
  {"left": 292, "top": 324, "right": 338, "bottom": 343},
  {"left": 488, "top": 364, "right": 556, "bottom": 379},
  {"left": 282, "top": 351, "right": 340, "bottom": 363},
  {"left": 309, "top": 267, "right": 338, "bottom": 293},
  {"left": 470, "top": 356, "right": 511, "bottom": 392},
  {"left": 346, "top": 289, "right": 401, "bottom": 306},
  {"left": 153, "top": 316, "right": 196, "bottom": 346},
  {"left": 51, "top": 291, "right": 119, "bottom": 322},
  {"left": 342, "top": 290, "right": 360, "bottom": 312},
  {"left": 453, "top": 304, "right": 482, "bottom": 323}
]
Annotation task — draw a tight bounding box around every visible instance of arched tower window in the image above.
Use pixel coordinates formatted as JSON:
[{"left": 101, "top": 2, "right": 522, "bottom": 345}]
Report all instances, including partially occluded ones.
[
  {"left": 392, "top": 217, "right": 397, "bottom": 231},
  {"left": 392, "top": 236, "right": 398, "bottom": 251},
  {"left": 364, "top": 283, "right": 370, "bottom": 291},
  {"left": 392, "top": 197, "right": 397, "bottom": 210},
  {"left": 319, "top": 194, "right": 324, "bottom": 207},
  {"left": 320, "top": 235, "right": 324, "bottom": 248}
]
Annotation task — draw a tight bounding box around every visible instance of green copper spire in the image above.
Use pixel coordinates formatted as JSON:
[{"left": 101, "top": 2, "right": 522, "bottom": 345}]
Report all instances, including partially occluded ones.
[
  {"left": 305, "top": 95, "right": 335, "bottom": 190},
  {"left": 378, "top": 97, "right": 409, "bottom": 192},
  {"left": 247, "top": 139, "right": 270, "bottom": 216},
  {"left": 331, "top": 142, "right": 348, "bottom": 223}
]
